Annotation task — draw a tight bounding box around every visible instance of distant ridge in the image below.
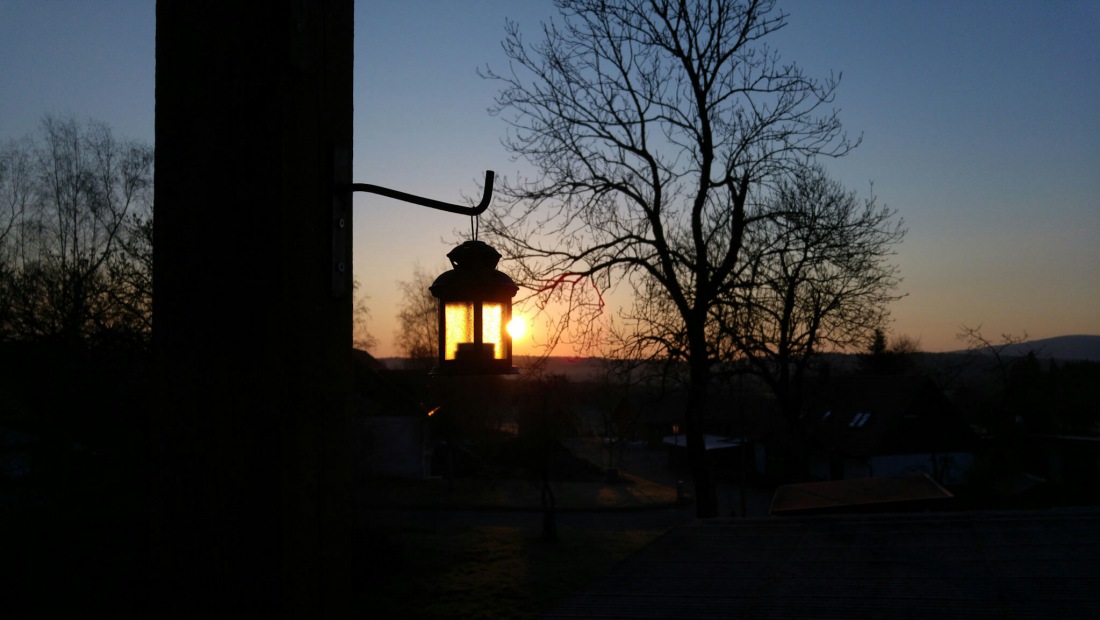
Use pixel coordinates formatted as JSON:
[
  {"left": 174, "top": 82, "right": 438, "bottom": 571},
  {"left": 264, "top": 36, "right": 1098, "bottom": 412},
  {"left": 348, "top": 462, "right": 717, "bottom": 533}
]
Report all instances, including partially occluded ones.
[
  {"left": 376, "top": 335, "right": 1100, "bottom": 374},
  {"left": 951, "top": 334, "right": 1100, "bottom": 362}
]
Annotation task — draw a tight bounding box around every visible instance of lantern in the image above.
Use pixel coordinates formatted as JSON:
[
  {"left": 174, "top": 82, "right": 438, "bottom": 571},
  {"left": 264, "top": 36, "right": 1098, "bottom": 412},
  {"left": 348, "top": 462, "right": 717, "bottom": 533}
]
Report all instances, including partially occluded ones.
[{"left": 429, "top": 240, "right": 519, "bottom": 375}]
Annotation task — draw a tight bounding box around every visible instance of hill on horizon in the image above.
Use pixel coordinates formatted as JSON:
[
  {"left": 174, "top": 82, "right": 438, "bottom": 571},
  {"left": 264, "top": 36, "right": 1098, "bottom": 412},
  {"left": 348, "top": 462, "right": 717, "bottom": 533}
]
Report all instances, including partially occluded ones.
[
  {"left": 376, "top": 334, "right": 1100, "bottom": 375},
  {"left": 950, "top": 334, "right": 1100, "bottom": 362}
]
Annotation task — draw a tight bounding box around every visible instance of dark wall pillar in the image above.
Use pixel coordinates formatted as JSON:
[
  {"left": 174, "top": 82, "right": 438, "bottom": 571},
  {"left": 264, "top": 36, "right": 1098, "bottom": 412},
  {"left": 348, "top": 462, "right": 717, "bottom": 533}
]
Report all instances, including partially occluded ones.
[{"left": 152, "top": 1, "right": 354, "bottom": 616}]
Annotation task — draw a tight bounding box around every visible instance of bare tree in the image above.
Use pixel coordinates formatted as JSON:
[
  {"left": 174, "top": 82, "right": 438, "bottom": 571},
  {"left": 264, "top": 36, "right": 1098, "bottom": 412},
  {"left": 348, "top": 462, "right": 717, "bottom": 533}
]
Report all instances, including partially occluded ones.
[
  {"left": 0, "top": 137, "right": 34, "bottom": 255},
  {"left": 481, "top": 0, "right": 856, "bottom": 515},
  {"left": 101, "top": 211, "right": 155, "bottom": 348},
  {"left": 0, "top": 115, "right": 153, "bottom": 347},
  {"left": 394, "top": 263, "right": 439, "bottom": 368},
  {"left": 956, "top": 325, "right": 1035, "bottom": 431},
  {"left": 724, "top": 163, "right": 904, "bottom": 431},
  {"left": 352, "top": 278, "right": 377, "bottom": 351},
  {"left": 957, "top": 325, "right": 1032, "bottom": 390},
  {"left": 0, "top": 137, "right": 36, "bottom": 339}
]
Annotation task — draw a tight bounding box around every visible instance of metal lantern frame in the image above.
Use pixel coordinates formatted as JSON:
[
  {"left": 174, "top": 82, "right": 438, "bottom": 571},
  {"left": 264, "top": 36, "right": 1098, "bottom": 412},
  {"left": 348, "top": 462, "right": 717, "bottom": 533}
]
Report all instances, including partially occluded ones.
[{"left": 429, "top": 240, "right": 518, "bottom": 376}]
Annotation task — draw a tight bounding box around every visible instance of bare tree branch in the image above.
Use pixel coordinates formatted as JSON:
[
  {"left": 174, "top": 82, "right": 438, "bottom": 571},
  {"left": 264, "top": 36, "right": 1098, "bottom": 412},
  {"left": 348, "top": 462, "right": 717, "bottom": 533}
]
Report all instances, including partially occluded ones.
[
  {"left": 479, "top": 0, "right": 866, "bottom": 515},
  {"left": 1, "top": 115, "right": 153, "bottom": 347}
]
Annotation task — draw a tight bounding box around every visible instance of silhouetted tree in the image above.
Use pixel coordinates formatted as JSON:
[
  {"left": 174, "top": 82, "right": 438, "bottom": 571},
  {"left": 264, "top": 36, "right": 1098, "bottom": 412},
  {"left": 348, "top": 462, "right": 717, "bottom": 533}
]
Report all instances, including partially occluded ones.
[
  {"left": 516, "top": 369, "right": 579, "bottom": 541},
  {"left": 1007, "top": 351, "right": 1046, "bottom": 431},
  {"left": 0, "top": 136, "right": 32, "bottom": 255},
  {"left": 394, "top": 263, "right": 439, "bottom": 368},
  {"left": 868, "top": 327, "right": 888, "bottom": 358},
  {"left": 860, "top": 328, "right": 921, "bottom": 376},
  {"left": 722, "top": 163, "right": 904, "bottom": 437},
  {"left": 590, "top": 355, "right": 651, "bottom": 469},
  {"left": 352, "top": 278, "right": 377, "bottom": 351},
  {"left": 1048, "top": 361, "right": 1100, "bottom": 433},
  {"left": 481, "top": 0, "right": 858, "bottom": 515},
  {"left": 0, "top": 115, "right": 153, "bottom": 348},
  {"left": 101, "top": 211, "right": 155, "bottom": 348},
  {"left": 0, "top": 137, "right": 33, "bottom": 340},
  {"left": 958, "top": 325, "right": 1031, "bottom": 422},
  {"left": 956, "top": 325, "right": 1033, "bottom": 461},
  {"left": 952, "top": 326, "right": 1072, "bottom": 489}
]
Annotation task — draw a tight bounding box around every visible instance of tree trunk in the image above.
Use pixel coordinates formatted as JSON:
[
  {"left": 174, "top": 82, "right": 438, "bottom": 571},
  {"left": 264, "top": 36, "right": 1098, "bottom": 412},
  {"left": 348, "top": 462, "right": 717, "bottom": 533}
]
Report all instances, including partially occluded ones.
[
  {"left": 686, "top": 351, "right": 719, "bottom": 518},
  {"left": 780, "top": 400, "right": 810, "bottom": 483}
]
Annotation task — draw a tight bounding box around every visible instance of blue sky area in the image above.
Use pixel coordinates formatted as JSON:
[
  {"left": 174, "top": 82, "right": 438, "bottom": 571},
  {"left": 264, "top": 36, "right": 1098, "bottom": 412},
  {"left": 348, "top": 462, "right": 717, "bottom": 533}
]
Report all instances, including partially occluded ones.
[{"left": 1, "top": 1, "right": 1097, "bottom": 356}]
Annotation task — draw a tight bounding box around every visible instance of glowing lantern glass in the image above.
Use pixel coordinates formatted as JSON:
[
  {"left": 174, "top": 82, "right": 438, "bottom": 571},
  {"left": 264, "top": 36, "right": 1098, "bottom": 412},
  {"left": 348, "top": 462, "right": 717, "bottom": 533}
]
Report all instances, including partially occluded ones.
[{"left": 429, "top": 240, "right": 518, "bottom": 375}]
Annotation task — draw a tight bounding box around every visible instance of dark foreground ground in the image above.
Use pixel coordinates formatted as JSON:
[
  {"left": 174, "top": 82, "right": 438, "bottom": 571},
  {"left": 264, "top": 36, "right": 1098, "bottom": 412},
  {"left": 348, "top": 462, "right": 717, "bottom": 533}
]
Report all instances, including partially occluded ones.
[
  {"left": 353, "top": 439, "right": 753, "bottom": 618},
  {"left": 545, "top": 507, "right": 1100, "bottom": 620},
  {"left": 358, "top": 440, "right": 1100, "bottom": 620},
  {"left": 6, "top": 438, "right": 1098, "bottom": 619}
]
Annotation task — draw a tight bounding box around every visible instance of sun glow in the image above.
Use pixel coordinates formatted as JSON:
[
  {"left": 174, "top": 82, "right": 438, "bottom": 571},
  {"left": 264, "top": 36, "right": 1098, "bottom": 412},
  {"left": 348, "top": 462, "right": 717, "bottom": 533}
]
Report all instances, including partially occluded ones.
[{"left": 506, "top": 316, "right": 526, "bottom": 340}]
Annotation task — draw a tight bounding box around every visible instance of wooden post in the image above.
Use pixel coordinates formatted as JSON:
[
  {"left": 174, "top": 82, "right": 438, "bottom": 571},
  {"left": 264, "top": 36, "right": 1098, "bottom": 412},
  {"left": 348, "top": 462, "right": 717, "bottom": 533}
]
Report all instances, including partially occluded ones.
[{"left": 151, "top": 1, "right": 354, "bottom": 615}]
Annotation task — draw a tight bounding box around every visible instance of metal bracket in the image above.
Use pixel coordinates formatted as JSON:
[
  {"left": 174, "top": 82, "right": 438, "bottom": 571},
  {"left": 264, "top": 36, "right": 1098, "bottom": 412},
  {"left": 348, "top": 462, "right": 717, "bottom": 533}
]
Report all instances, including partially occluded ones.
[
  {"left": 333, "top": 157, "right": 495, "bottom": 297},
  {"left": 348, "top": 170, "right": 494, "bottom": 216}
]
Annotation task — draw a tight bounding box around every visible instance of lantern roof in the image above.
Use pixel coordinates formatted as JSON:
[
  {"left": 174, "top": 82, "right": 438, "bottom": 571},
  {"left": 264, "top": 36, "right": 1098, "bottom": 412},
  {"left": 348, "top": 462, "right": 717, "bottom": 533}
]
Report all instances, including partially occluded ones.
[
  {"left": 447, "top": 240, "right": 502, "bottom": 270},
  {"left": 430, "top": 240, "right": 518, "bottom": 301}
]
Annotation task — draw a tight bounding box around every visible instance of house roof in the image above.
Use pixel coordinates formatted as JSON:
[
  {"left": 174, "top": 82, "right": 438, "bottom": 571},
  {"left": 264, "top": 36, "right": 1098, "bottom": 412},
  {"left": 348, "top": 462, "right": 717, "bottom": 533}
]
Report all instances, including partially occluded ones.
[
  {"left": 352, "top": 349, "right": 430, "bottom": 417},
  {"left": 770, "top": 474, "right": 954, "bottom": 515},
  {"left": 805, "top": 375, "right": 977, "bottom": 458}
]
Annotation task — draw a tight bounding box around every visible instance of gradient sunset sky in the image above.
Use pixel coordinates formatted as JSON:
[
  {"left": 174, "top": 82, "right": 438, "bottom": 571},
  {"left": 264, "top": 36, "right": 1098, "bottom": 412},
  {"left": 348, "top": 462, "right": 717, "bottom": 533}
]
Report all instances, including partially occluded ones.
[{"left": 2, "top": 1, "right": 1096, "bottom": 357}]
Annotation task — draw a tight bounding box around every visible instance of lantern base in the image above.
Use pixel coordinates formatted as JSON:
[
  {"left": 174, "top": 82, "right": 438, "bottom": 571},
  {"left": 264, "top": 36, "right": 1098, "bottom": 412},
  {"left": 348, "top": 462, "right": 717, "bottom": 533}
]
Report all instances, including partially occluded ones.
[{"left": 430, "top": 359, "right": 519, "bottom": 376}]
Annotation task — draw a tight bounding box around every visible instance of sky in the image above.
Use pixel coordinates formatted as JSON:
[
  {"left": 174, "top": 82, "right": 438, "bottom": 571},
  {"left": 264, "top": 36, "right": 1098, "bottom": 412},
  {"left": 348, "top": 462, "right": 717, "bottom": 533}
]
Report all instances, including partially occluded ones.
[{"left": 1, "top": 1, "right": 1096, "bottom": 357}]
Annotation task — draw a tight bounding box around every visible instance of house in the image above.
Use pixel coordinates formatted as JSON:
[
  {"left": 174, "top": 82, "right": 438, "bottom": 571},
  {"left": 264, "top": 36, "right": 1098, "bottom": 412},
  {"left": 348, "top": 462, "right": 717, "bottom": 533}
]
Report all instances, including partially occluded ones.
[
  {"left": 352, "top": 349, "right": 433, "bottom": 479},
  {"left": 1026, "top": 433, "right": 1100, "bottom": 497},
  {"left": 662, "top": 432, "right": 748, "bottom": 477},
  {"left": 804, "top": 375, "right": 979, "bottom": 486},
  {"left": 625, "top": 385, "right": 773, "bottom": 479}
]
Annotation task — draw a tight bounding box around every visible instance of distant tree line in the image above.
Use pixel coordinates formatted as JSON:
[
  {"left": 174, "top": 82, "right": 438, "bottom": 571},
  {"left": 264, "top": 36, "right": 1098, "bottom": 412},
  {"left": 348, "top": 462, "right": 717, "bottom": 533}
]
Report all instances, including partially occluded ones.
[
  {"left": 2, "top": 116, "right": 381, "bottom": 354},
  {"left": 0, "top": 115, "right": 154, "bottom": 351}
]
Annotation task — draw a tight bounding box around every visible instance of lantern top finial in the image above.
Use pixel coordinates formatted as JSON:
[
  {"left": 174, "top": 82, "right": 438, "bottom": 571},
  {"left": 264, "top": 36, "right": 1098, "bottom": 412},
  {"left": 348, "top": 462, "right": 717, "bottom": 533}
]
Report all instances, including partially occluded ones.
[{"left": 447, "top": 240, "right": 501, "bottom": 270}]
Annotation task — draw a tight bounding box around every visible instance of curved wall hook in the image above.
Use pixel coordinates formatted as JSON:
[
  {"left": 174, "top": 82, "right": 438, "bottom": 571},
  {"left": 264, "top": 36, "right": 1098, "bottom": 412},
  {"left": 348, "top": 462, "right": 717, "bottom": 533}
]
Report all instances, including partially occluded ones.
[{"left": 349, "top": 170, "right": 494, "bottom": 216}]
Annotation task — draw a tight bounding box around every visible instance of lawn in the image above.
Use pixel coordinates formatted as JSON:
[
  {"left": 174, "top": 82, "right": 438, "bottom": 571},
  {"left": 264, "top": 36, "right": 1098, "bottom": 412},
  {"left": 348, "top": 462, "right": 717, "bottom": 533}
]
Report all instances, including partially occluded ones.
[{"left": 355, "top": 522, "right": 665, "bottom": 619}]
